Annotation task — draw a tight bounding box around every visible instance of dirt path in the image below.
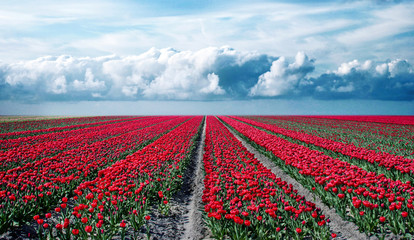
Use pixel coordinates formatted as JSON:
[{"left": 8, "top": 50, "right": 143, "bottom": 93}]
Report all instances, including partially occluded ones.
[
  {"left": 223, "top": 122, "right": 370, "bottom": 240},
  {"left": 182, "top": 118, "right": 208, "bottom": 240},
  {"left": 144, "top": 118, "right": 208, "bottom": 240}
]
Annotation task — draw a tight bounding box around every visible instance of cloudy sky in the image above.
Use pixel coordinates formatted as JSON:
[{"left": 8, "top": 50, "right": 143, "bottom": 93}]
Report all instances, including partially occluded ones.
[{"left": 0, "top": 0, "right": 413, "bottom": 115}]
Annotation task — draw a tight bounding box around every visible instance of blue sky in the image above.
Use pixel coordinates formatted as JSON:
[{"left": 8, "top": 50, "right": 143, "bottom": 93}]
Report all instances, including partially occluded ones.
[{"left": 0, "top": 0, "right": 413, "bottom": 115}]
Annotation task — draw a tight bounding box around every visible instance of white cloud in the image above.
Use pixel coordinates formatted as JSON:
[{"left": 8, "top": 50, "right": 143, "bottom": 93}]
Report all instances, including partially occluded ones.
[
  {"left": 200, "top": 73, "right": 225, "bottom": 95},
  {"left": 73, "top": 68, "right": 106, "bottom": 91},
  {"left": 49, "top": 76, "right": 67, "bottom": 94},
  {"left": 388, "top": 59, "right": 412, "bottom": 77},
  {"left": 1, "top": 46, "right": 259, "bottom": 101},
  {"left": 249, "top": 52, "right": 314, "bottom": 97},
  {"left": 0, "top": 0, "right": 412, "bottom": 70},
  {"left": 336, "top": 60, "right": 360, "bottom": 75},
  {"left": 1, "top": 47, "right": 412, "bottom": 101},
  {"left": 310, "top": 57, "right": 414, "bottom": 100},
  {"left": 376, "top": 63, "right": 389, "bottom": 75},
  {"left": 337, "top": 3, "right": 414, "bottom": 45},
  {"left": 62, "top": 2, "right": 360, "bottom": 63},
  {"left": 0, "top": 0, "right": 125, "bottom": 29},
  {"left": 138, "top": 48, "right": 227, "bottom": 99},
  {"left": 335, "top": 58, "right": 412, "bottom": 77},
  {"left": 335, "top": 59, "right": 377, "bottom": 76},
  {"left": 101, "top": 46, "right": 252, "bottom": 99}
]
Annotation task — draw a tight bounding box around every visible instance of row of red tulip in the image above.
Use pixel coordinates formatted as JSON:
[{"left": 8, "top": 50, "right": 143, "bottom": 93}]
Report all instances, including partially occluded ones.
[
  {"left": 307, "top": 116, "right": 414, "bottom": 125},
  {"left": 248, "top": 116, "right": 414, "bottom": 158},
  {"left": 0, "top": 116, "right": 139, "bottom": 139},
  {"left": 255, "top": 115, "right": 414, "bottom": 144},
  {"left": 256, "top": 116, "right": 414, "bottom": 138},
  {"left": 0, "top": 116, "right": 148, "bottom": 149},
  {"left": 35, "top": 116, "right": 203, "bottom": 239},
  {"left": 0, "top": 116, "right": 190, "bottom": 233},
  {"left": 220, "top": 116, "right": 414, "bottom": 237},
  {"left": 0, "top": 116, "right": 176, "bottom": 170},
  {"left": 232, "top": 116, "right": 414, "bottom": 179},
  {"left": 203, "top": 116, "right": 332, "bottom": 239}
]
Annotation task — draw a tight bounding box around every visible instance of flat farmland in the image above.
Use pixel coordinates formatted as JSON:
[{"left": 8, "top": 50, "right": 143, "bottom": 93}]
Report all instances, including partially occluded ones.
[{"left": 0, "top": 115, "right": 413, "bottom": 240}]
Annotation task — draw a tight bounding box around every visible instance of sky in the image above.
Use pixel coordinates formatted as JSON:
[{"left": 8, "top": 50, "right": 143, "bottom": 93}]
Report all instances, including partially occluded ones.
[{"left": 0, "top": 0, "right": 413, "bottom": 115}]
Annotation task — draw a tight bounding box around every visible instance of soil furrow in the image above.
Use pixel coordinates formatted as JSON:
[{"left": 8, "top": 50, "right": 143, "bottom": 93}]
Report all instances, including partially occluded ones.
[
  {"left": 144, "top": 118, "right": 207, "bottom": 240},
  {"left": 182, "top": 117, "right": 208, "bottom": 240}
]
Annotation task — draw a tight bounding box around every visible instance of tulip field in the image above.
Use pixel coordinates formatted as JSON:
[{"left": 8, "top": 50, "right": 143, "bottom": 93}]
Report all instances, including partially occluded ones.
[{"left": 0, "top": 115, "right": 413, "bottom": 239}]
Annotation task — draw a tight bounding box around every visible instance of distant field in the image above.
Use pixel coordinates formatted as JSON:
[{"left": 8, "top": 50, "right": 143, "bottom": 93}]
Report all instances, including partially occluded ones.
[
  {"left": 0, "top": 115, "right": 413, "bottom": 239},
  {"left": 0, "top": 116, "right": 71, "bottom": 122}
]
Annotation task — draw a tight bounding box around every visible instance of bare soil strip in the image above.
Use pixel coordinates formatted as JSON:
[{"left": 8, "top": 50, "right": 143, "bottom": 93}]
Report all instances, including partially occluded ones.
[
  {"left": 143, "top": 118, "right": 208, "bottom": 240},
  {"left": 224, "top": 123, "right": 370, "bottom": 240},
  {"left": 182, "top": 118, "right": 208, "bottom": 240}
]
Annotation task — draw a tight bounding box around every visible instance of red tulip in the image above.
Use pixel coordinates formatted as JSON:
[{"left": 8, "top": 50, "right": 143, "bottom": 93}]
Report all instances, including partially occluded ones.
[
  {"left": 72, "top": 229, "right": 79, "bottom": 235},
  {"left": 85, "top": 225, "right": 92, "bottom": 233}
]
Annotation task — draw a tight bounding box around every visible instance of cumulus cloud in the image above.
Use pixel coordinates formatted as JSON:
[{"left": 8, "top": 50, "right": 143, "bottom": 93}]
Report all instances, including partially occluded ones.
[
  {"left": 49, "top": 76, "right": 67, "bottom": 94},
  {"left": 0, "top": 54, "right": 114, "bottom": 101},
  {"left": 249, "top": 52, "right": 314, "bottom": 97},
  {"left": 99, "top": 46, "right": 265, "bottom": 100},
  {"left": 0, "top": 47, "right": 413, "bottom": 102},
  {"left": 248, "top": 54, "right": 413, "bottom": 101},
  {"left": 0, "top": 46, "right": 273, "bottom": 101},
  {"left": 73, "top": 68, "right": 106, "bottom": 91},
  {"left": 307, "top": 58, "right": 414, "bottom": 100},
  {"left": 200, "top": 73, "right": 225, "bottom": 95}
]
